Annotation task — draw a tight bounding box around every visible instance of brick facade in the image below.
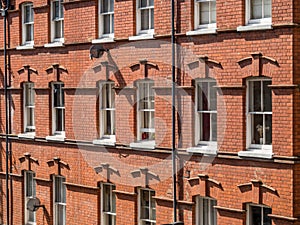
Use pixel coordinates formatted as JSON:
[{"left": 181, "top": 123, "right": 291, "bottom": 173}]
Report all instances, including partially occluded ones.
[{"left": 0, "top": 0, "right": 299, "bottom": 224}]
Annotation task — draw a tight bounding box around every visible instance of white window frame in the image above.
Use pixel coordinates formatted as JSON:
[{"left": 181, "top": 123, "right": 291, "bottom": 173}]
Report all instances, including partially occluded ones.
[
  {"left": 99, "top": 81, "right": 115, "bottom": 139},
  {"left": 246, "top": 0, "right": 271, "bottom": 25},
  {"left": 22, "top": 3, "right": 34, "bottom": 46},
  {"left": 23, "top": 82, "right": 35, "bottom": 135},
  {"left": 51, "top": 0, "right": 64, "bottom": 43},
  {"left": 194, "top": 0, "right": 216, "bottom": 30},
  {"left": 136, "top": 0, "right": 154, "bottom": 35},
  {"left": 246, "top": 203, "right": 272, "bottom": 225},
  {"left": 51, "top": 82, "right": 65, "bottom": 137},
  {"left": 195, "top": 79, "right": 217, "bottom": 149},
  {"left": 101, "top": 183, "right": 116, "bottom": 225},
  {"left": 196, "top": 196, "right": 217, "bottom": 225},
  {"left": 24, "top": 171, "right": 36, "bottom": 225},
  {"left": 138, "top": 188, "right": 156, "bottom": 225},
  {"left": 53, "top": 175, "right": 66, "bottom": 225},
  {"left": 99, "top": 0, "right": 114, "bottom": 38},
  {"left": 137, "top": 80, "right": 155, "bottom": 141},
  {"left": 246, "top": 78, "right": 272, "bottom": 151}
]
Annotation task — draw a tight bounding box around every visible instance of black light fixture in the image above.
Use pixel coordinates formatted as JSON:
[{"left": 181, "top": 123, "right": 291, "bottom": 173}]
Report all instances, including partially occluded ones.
[{"left": 89, "top": 45, "right": 109, "bottom": 59}]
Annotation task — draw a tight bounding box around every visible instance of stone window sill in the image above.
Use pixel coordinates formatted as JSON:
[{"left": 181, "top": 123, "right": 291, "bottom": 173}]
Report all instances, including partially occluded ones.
[
  {"left": 186, "top": 28, "right": 217, "bottom": 36},
  {"left": 44, "top": 42, "right": 64, "bottom": 48},
  {"left": 238, "top": 149, "right": 273, "bottom": 159},
  {"left": 16, "top": 45, "right": 34, "bottom": 50},
  {"left": 130, "top": 140, "right": 155, "bottom": 150},
  {"left": 46, "top": 135, "right": 65, "bottom": 142},
  {"left": 237, "top": 24, "right": 272, "bottom": 32},
  {"left": 18, "top": 132, "right": 35, "bottom": 139},
  {"left": 187, "top": 142, "right": 217, "bottom": 155},
  {"left": 93, "top": 136, "right": 116, "bottom": 146},
  {"left": 129, "top": 33, "right": 154, "bottom": 41},
  {"left": 92, "top": 37, "right": 115, "bottom": 44}
]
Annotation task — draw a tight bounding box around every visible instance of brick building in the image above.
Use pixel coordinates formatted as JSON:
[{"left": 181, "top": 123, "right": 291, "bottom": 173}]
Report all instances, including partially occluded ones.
[{"left": 0, "top": 0, "right": 299, "bottom": 224}]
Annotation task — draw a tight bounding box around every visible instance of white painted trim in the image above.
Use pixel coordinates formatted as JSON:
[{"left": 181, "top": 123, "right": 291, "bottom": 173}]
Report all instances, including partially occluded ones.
[
  {"left": 130, "top": 140, "right": 155, "bottom": 150},
  {"left": 16, "top": 45, "right": 35, "bottom": 50},
  {"left": 44, "top": 42, "right": 64, "bottom": 48},
  {"left": 237, "top": 24, "right": 272, "bottom": 32},
  {"left": 93, "top": 136, "right": 116, "bottom": 146},
  {"left": 92, "top": 37, "right": 115, "bottom": 44},
  {"left": 24, "top": 171, "right": 36, "bottom": 225},
  {"left": 22, "top": 3, "right": 34, "bottom": 46},
  {"left": 129, "top": 33, "right": 154, "bottom": 41},
  {"left": 186, "top": 28, "right": 217, "bottom": 36}
]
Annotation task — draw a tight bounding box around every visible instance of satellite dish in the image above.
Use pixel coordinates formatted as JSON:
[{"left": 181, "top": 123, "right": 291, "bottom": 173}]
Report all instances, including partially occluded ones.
[{"left": 27, "top": 197, "right": 41, "bottom": 212}]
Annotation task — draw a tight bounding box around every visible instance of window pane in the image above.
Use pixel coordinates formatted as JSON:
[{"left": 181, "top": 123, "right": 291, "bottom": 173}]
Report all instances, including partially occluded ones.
[
  {"left": 26, "top": 108, "right": 35, "bottom": 130},
  {"left": 264, "top": 0, "right": 271, "bottom": 18},
  {"left": 26, "top": 172, "right": 34, "bottom": 197},
  {"left": 263, "top": 207, "right": 272, "bottom": 225},
  {"left": 55, "top": 204, "right": 66, "bottom": 225},
  {"left": 203, "top": 198, "right": 208, "bottom": 225},
  {"left": 25, "top": 85, "right": 35, "bottom": 107},
  {"left": 252, "top": 114, "right": 263, "bottom": 144},
  {"left": 54, "top": 84, "right": 64, "bottom": 107},
  {"left": 251, "top": 0, "right": 262, "bottom": 19},
  {"left": 198, "top": 82, "right": 208, "bottom": 111},
  {"left": 24, "top": 5, "right": 33, "bottom": 23},
  {"left": 201, "top": 113, "right": 210, "bottom": 141},
  {"left": 101, "top": 0, "right": 109, "bottom": 13},
  {"left": 149, "top": 0, "right": 154, "bottom": 6},
  {"left": 141, "top": 9, "right": 149, "bottom": 30},
  {"left": 211, "top": 1, "right": 216, "bottom": 23},
  {"left": 200, "top": 2, "right": 209, "bottom": 24},
  {"left": 263, "top": 80, "right": 272, "bottom": 112},
  {"left": 211, "top": 113, "right": 217, "bottom": 141},
  {"left": 251, "top": 206, "right": 262, "bottom": 225},
  {"left": 56, "top": 108, "right": 65, "bottom": 132},
  {"left": 53, "top": 1, "right": 60, "bottom": 19},
  {"left": 103, "top": 185, "right": 111, "bottom": 212},
  {"left": 25, "top": 24, "right": 33, "bottom": 42},
  {"left": 103, "top": 14, "right": 111, "bottom": 34},
  {"left": 140, "top": 0, "right": 147, "bottom": 8},
  {"left": 265, "top": 114, "right": 272, "bottom": 145},
  {"left": 55, "top": 21, "right": 62, "bottom": 38},
  {"left": 112, "top": 186, "right": 116, "bottom": 213},
  {"left": 112, "top": 14, "right": 114, "bottom": 32},
  {"left": 209, "top": 82, "right": 217, "bottom": 110},
  {"left": 150, "top": 8, "right": 154, "bottom": 29},
  {"left": 249, "top": 81, "right": 261, "bottom": 112}
]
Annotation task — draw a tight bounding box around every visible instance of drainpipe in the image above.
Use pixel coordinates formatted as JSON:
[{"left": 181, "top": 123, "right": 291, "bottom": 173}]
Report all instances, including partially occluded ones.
[
  {"left": 2, "top": 0, "right": 10, "bottom": 223},
  {"left": 171, "top": 0, "right": 177, "bottom": 222}
]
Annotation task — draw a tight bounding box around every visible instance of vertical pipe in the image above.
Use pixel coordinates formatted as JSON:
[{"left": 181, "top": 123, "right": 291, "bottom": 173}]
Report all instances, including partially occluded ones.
[
  {"left": 171, "top": 0, "right": 177, "bottom": 222},
  {"left": 3, "top": 6, "right": 9, "bottom": 224}
]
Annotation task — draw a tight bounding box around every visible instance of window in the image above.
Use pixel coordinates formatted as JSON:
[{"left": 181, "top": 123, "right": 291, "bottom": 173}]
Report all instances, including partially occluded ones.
[
  {"left": 196, "top": 79, "right": 217, "bottom": 146},
  {"left": 51, "top": 0, "right": 64, "bottom": 42},
  {"left": 196, "top": 196, "right": 217, "bottom": 225},
  {"left": 23, "top": 82, "right": 35, "bottom": 134},
  {"left": 53, "top": 175, "right": 66, "bottom": 225},
  {"left": 51, "top": 82, "right": 65, "bottom": 136},
  {"left": 246, "top": 0, "right": 271, "bottom": 24},
  {"left": 99, "top": 0, "right": 114, "bottom": 38},
  {"left": 247, "top": 79, "right": 272, "bottom": 150},
  {"left": 137, "top": 0, "right": 154, "bottom": 34},
  {"left": 101, "top": 183, "right": 116, "bottom": 225},
  {"left": 137, "top": 80, "right": 155, "bottom": 141},
  {"left": 100, "top": 81, "right": 115, "bottom": 137},
  {"left": 194, "top": 0, "right": 216, "bottom": 29},
  {"left": 246, "top": 204, "right": 272, "bottom": 225},
  {"left": 139, "top": 189, "right": 156, "bottom": 225},
  {"left": 24, "top": 171, "right": 36, "bottom": 225},
  {"left": 22, "top": 3, "right": 34, "bottom": 45}
]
